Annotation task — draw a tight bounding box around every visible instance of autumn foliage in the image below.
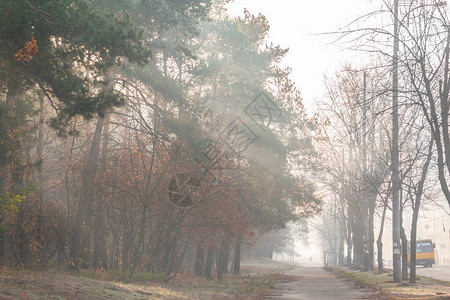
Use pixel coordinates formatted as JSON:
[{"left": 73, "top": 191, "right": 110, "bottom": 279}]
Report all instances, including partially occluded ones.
[
  {"left": 15, "top": 36, "right": 38, "bottom": 62},
  {"left": 0, "top": 1, "right": 320, "bottom": 280}
]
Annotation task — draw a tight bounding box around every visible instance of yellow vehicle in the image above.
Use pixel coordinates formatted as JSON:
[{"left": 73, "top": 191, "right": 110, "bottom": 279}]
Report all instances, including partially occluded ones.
[{"left": 408, "top": 239, "right": 435, "bottom": 268}]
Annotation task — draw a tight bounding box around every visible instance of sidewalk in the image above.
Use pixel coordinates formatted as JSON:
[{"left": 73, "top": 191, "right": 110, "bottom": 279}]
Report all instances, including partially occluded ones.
[
  {"left": 266, "top": 266, "right": 373, "bottom": 299},
  {"left": 240, "top": 258, "right": 374, "bottom": 299}
]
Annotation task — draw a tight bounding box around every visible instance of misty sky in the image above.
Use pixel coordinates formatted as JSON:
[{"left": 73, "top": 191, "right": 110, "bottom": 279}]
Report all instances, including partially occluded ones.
[{"left": 227, "top": 0, "right": 381, "bottom": 110}]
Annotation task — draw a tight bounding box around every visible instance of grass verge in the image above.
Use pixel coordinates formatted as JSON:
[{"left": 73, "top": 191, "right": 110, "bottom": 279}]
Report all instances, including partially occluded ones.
[
  {"left": 0, "top": 267, "right": 278, "bottom": 299},
  {"left": 326, "top": 266, "right": 450, "bottom": 300}
]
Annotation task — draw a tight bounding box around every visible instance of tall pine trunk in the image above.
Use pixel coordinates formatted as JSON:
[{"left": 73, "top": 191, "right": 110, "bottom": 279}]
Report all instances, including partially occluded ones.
[
  {"left": 70, "top": 117, "right": 104, "bottom": 261},
  {"left": 93, "top": 114, "right": 110, "bottom": 270},
  {"left": 36, "top": 96, "right": 48, "bottom": 268},
  {"left": 71, "top": 67, "right": 113, "bottom": 263}
]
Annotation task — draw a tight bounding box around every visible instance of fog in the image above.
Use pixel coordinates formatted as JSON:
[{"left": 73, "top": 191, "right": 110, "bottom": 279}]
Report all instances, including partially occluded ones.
[{"left": 1, "top": 1, "right": 450, "bottom": 298}]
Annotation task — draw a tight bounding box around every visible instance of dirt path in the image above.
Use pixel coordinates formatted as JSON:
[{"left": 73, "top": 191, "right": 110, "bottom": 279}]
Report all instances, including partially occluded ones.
[{"left": 241, "top": 259, "right": 374, "bottom": 299}]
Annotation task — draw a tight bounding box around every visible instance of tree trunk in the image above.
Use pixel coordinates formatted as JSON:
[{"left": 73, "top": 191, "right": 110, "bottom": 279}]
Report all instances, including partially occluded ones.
[
  {"left": 121, "top": 229, "right": 129, "bottom": 272},
  {"left": 368, "top": 196, "right": 376, "bottom": 271},
  {"left": 410, "top": 141, "right": 433, "bottom": 283},
  {"left": 0, "top": 214, "right": 4, "bottom": 264},
  {"left": 339, "top": 232, "right": 345, "bottom": 265},
  {"left": 362, "top": 75, "right": 369, "bottom": 272},
  {"left": 352, "top": 213, "right": 364, "bottom": 265},
  {"left": 15, "top": 206, "right": 30, "bottom": 266},
  {"left": 410, "top": 220, "right": 417, "bottom": 283},
  {"left": 401, "top": 226, "right": 408, "bottom": 280},
  {"left": 36, "top": 96, "right": 47, "bottom": 268},
  {"left": 347, "top": 212, "right": 352, "bottom": 264},
  {"left": 204, "top": 247, "right": 214, "bottom": 279},
  {"left": 71, "top": 66, "right": 114, "bottom": 262},
  {"left": 92, "top": 206, "right": 108, "bottom": 270},
  {"left": 57, "top": 232, "right": 66, "bottom": 266},
  {"left": 92, "top": 114, "right": 110, "bottom": 271},
  {"left": 377, "top": 204, "right": 387, "bottom": 272},
  {"left": 434, "top": 28, "right": 450, "bottom": 209},
  {"left": 216, "top": 239, "right": 230, "bottom": 280},
  {"left": 70, "top": 117, "right": 105, "bottom": 260},
  {"left": 1, "top": 80, "right": 19, "bottom": 264},
  {"left": 194, "top": 244, "right": 205, "bottom": 276},
  {"left": 233, "top": 239, "right": 241, "bottom": 274},
  {"left": 400, "top": 183, "right": 408, "bottom": 281}
]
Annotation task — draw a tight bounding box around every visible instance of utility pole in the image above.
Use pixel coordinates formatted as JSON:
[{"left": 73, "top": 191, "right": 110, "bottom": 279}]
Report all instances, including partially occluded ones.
[
  {"left": 362, "top": 72, "right": 369, "bottom": 271},
  {"left": 392, "top": 0, "right": 402, "bottom": 283},
  {"left": 334, "top": 196, "right": 338, "bottom": 266}
]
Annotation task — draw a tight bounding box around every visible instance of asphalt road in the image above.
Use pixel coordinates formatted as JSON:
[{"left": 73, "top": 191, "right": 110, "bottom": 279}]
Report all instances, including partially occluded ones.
[
  {"left": 385, "top": 265, "right": 450, "bottom": 282},
  {"left": 416, "top": 265, "right": 450, "bottom": 282}
]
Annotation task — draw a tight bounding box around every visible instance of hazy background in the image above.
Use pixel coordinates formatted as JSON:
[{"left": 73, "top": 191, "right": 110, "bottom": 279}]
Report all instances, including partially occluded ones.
[{"left": 227, "top": 0, "right": 380, "bottom": 110}]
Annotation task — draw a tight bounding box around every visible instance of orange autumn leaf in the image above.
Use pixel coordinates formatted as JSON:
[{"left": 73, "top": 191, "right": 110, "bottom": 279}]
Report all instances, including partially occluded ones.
[{"left": 15, "top": 36, "right": 38, "bottom": 62}]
